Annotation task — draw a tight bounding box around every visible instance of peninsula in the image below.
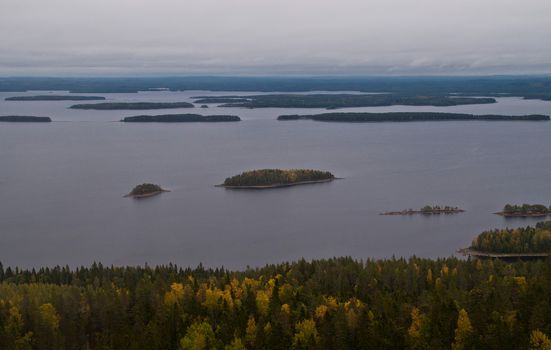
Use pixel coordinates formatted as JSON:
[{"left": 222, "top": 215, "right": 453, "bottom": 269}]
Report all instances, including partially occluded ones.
[
  {"left": 6, "top": 95, "right": 105, "bottom": 101},
  {"left": 121, "top": 114, "right": 240, "bottom": 122},
  {"left": 124, "top": 183, "right": 169, "bottom": 198},
  {"left": 278, "top": 112, "right": 550, "bottom": 122},
  {"left": 0, "top": 115, "right": 51, "bottom": 122},
  {"left": 69, "top": 102, "right": 194, "bottom": 110},
  {"left": 193, "top": 94, "right": 496, "bottom": 108},
  {"left": 460, "top": 221, "right": 551, "bottom": 261},
  {"left": 380, "top": 205, "right": 464, "bottom": 215},
  {"left": 495, "top": 204, "right": 551, "bottom": 217},
  {"left": 218, "top": 169, "right": 336, "bottom": 189}
]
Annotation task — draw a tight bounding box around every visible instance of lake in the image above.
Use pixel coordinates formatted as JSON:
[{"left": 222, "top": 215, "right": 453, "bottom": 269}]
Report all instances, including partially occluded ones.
[{"left": 1, "top": 90, "right": 550, "bottom": 269}]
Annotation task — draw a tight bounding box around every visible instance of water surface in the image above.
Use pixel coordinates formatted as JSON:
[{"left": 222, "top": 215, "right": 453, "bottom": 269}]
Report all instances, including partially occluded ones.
[{"left": 1, "top": 91, "right": 550, "bottom": 269}]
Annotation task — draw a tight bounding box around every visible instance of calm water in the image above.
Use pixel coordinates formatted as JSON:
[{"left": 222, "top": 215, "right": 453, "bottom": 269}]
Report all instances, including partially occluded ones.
[{"left": 1, "top": 91, "right": 550, "bottom": 269}]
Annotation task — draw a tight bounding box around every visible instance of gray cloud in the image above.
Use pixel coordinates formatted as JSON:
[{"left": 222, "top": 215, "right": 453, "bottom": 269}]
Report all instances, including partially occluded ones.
[{"left": 1, "top": 0, "right": 550, "bottom": 75}]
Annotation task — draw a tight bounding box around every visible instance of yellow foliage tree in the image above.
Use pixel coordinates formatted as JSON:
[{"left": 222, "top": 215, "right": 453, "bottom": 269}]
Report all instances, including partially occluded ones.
[
  {"left": 292, "top": 319, "right": 320, "bottom": 350},
  {"left": 452, "top": 309, "right": 473, "bottom": 350},
  {"left": 530, "top": 330, "right": 551, "bottom": 350}
]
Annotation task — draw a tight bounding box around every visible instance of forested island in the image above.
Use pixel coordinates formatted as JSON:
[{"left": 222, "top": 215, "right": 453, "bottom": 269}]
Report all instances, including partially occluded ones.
[
  {"left": 2, "top": 256, "right": 551, "bottom": 349},
  {"left": 462, "top": 221, "right": 551, "bottom": 260},
  {"left": 0, "top": 115, "right": 51, "bottom": 122},
  {"left": 381, "top": 205, "right": 464, "bottom": 215},
  {"left": 124, "top": 183, "right": 169, "bottom": 198},
  {"left": 69, "top": 102, "right": 194, "bottom": 110},
  {"left": 193, "top": 94, "right": 496, "bottom": 108},
  {"left": 495, "top": 204, "right": 551, "bottom": 217},
  {"left": 5, "top": 95, "right": 105, "bottom": 101},
  {"left": 122, "top": 114, "right": 241, "bottom": 122},
  {"left": 278, "top": 112, "right": 550, "bottom": 122},
  {"left": 220, "top": 169, "right": 336, "bottom": 189}
]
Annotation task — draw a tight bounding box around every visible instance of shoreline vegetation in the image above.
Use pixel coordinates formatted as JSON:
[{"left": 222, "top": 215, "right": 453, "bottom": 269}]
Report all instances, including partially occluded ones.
[
  {"left": 0, "top": 115, "right": 51, "bottom": 122},
  {"left": 380, "top": 205, "right": 464, "bottom": 215},
  {"left": 121, "top": 114, "right": 240, "bottom": 122},
  {"left": 465, "top": 221, "right": 551, "bottom": 256},
  {"left": 219, "top": 169, "right": 336, "bottom": 189},
  {"left": 278, "top": 112, "right": 550, "bottom": 122},
  {"left": 124, "top": 183, "right": 169, "bottom": 198},
  {"left": 5, "top": 95, "right": 105, "bottom": 101},
  {"left": 495, "top": 204, "right": 551, "bottom": 217},
  {"left": 70, "top": 102, "right": 194, "bottom": 110},
  {"left": 192, "top": 94, "right": 497, "bottom": 108}
]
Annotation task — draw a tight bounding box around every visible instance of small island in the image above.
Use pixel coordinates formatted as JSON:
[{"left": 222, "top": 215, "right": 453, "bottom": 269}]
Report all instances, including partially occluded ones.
[
  {"left": 459, "top": 221, "right": 551, "bottom": 261},
  {"left": 495, "top": 204, "right": 551, "bottom": 217},
  {"left": 0, "top": 115, "right": 52, "bottom": 122},
  {"left": 70, "top": 102, "right": 194, "bottom": 110},
  {"left": 124, "top": 183, "right": 169, "bottom": 198},
  {"left": 192, "top": 94, "right": 496, "bottom": 108},
  {"left": 218, "top": 169, "right": 336, "bottom": 189},
  {"left": 121, "top": 114, "right": 241, "bottom": 122},
  {"left": 6, "top": 95, "right": 105, "bottom": 101},
  {"left": 278, "top": 112, "right": 550, "bottom": 122},
  {"left": 380, "top": 205, "right": 464, "bottom": 215}
]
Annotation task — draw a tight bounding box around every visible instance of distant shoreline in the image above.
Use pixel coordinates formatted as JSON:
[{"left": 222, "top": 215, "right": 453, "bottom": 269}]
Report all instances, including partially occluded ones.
[
  {"left": 124, "top": 189, "right": 170, "bottom": 198},
  {"left": 216, "top": 178, "right": 336, "bottom": 189}
]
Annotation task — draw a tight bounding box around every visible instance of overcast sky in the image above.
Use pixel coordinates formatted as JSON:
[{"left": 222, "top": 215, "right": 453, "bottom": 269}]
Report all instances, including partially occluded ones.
[{"left": 1, "top": 0, "right": 550, "bottom": 75}]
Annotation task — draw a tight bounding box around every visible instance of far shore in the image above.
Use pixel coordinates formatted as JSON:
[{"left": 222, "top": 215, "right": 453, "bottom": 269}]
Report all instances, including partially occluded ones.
[
  {"left": 124, "top": 189, "right": 170, "bottom": 198},
  {"left": 380, "top": 209, "right": 464, "bottom": 215},
  {"left": 216, "top": 178, "right": 337, "bottom": 189},
  {"left": 494, "top": 212, "right": 551, "bottom": 217}
]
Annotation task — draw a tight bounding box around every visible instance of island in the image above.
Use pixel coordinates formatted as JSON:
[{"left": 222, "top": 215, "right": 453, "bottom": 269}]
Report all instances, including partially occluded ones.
[
  {"left": 218, "top": 169, "right": 336, "bottom": 189},
  {"left": 192, "top": 94, "right": 497, "bottom": 108},
  {"left": 121, "top": 114, "right": 241, "bottom": 122},
  {"left": 495, "top": 204, "right": 551, "bottom": 217},
  {"left": 277, "top": 112, "right": 550, "bottom": 122},
  {"left": 0, "top": 115, "right": 51, "bottom": 122},
  {"left": 459, "top": 221, "right": 551, "bottom": 261},
  {"left": 380, "top": 205, "right": 464, "bottom": 215},
  {"left": 200, "top": 105, "right": 209, "bottom": 108},
  {"left": 5, "top": 95, "right": 105, "bottom": 101},
  {"left": 124, "top": 183, "right": 169, "bottom": 198},
  {"left": 69, "top": 102, "right": 194, "bottom": 110}
]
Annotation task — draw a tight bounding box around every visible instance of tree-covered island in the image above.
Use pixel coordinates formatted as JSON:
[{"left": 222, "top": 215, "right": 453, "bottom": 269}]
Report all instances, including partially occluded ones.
[
  {"left": 193, "top": 94, "right": 496, "bottom": 108},
  {"left": 70, "top": 102, "right": 194, "bottom": 110},
  {"left": 219, "top": 169, "right": 336, "bottom": 189},
  {"left": 463, "top": 221, "right": 551, "bottom": 256},
  {"left": 124, "top": 183, "right": 169, "bottom": 198},
  {"left": 381, "top": 205, "right": 464, "bottom": 215},
  {"left": 0, "top": 115, "right": 52, "bottom": 122},
  {"left": 5, "top": 95, "right": 105, "bottom": 101},
  {"left": 278, "top": 112, "right": 550, "bottom": 122},
  {"left": 496, "top": 204, "right": 551, "bottom": 217},
  {"left": 121, "top": 114, "right": 240, "bottom": 122}
]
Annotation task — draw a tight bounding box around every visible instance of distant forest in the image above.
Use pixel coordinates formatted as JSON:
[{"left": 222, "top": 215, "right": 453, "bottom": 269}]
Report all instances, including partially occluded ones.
[
  {"left": 471, "top": 221, "right": 551, "bottom": 254},
  {"left": 2, "top": 76, "right": 551, "bottom": 100},
  {"left": 2, "top": 255, "right": 551, "bottom": 349},
  {"left": 193, "top": 94, "right": 496, "bottom": 108},
  {"left": 278, "top": 112, "right": 550, "bottom": 122}
]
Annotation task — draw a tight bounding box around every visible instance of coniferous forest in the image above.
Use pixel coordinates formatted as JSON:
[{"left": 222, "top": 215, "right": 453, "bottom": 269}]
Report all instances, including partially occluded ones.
[{"left": 2, "top": 255, "right": 551, "bottom": 349}]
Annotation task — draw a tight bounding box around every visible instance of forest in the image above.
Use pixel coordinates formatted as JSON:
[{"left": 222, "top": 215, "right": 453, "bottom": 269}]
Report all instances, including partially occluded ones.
[
  {"left": 500, "top": 204, "right": 551, "bottom": 216},
  {"left": 277, "top": 112, "right": 550, "bottom": 122},
  {"left": 5, "top": 96, "right": 105, "bottom": 101},
  {"left": 0, "top": 116, "right": 52, "bottom": 122},
  {"left": 470, "top": 221, "right": 551, "bottom": 254},
  {"left": 122, "top": 114, "right": 241, "bottom": 122},
  {"left": 69, "top": 102, "right": 194, "bottom": 110},
  {"left": 2, "top": 76, "right": 551, "bottom": 101},
  {"left": 194, "top": 94, "right": 496, "bottom": 108},
  {"left": 2, "top": 256, "right": 551, "bottom": 349},
  {"left": 222, "top": 169, "right": 335, "bottom": 187}
]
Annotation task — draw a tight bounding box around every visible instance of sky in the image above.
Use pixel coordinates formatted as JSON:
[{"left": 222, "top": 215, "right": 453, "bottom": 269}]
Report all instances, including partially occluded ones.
[{"left": 1, "top": 0, "right": 550, "bottom": 76}]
